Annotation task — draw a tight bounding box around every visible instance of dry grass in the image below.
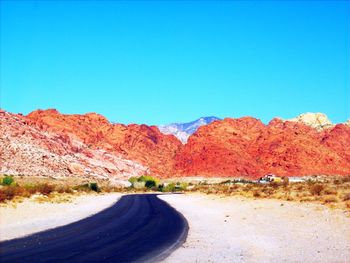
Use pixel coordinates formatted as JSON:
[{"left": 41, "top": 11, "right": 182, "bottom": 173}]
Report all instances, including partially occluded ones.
[
  {"left": 186, "top": 176, "right": 350, "bottom": 211},
  {"left": 0, "top": 175, "right": 130, "bottom": 204}
]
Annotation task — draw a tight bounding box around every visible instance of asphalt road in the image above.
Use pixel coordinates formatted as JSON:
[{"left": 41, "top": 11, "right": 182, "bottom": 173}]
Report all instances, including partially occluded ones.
[{"left": 0, "top": 194, "right": 188, "bottom": 263}]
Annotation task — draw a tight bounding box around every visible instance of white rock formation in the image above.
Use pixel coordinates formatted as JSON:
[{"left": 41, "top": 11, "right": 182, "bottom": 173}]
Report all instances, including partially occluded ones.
[{"left": 287, "top": 113, "right": 333, "bottom": 131}]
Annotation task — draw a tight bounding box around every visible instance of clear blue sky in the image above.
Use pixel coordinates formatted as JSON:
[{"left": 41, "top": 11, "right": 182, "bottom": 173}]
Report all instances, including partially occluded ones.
[{"left": 1, "top": 1, "right": 349, "bottom": 125}]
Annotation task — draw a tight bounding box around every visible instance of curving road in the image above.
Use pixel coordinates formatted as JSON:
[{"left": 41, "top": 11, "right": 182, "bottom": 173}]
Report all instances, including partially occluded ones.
[{"left": 0, "top": 194, "right": 188, "bottom": 263}]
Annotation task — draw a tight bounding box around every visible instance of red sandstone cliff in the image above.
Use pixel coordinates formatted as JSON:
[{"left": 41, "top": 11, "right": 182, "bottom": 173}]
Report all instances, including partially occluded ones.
[
  {"left": 0, "top": 110, "right": 147, "bottom": 180},
  {"left": 1, "top": 109, "right": 349, "bottom": 179},
  {"left": 26, "top": 109, "right": 182, "bottom": 176},
  {"left": 175, "top": 117, "right": 350, "bottom": 178}
]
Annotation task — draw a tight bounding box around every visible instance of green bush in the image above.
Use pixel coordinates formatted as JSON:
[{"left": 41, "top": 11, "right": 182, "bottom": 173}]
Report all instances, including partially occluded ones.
[
  {"left": 160, "top": 182, "right": 188, "bottom": 192},
  {"left": 128, "top": 177, "right": 138, "bottom": 185},
  {"left": 2, "top": 175, "right": 14, "bottom": 186},
  {"left": 129, "top": 176, "right": 159, "bottom": 189}
]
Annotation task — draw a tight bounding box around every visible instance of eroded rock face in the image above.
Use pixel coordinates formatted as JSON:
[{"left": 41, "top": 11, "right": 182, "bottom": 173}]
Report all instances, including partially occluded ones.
[
  {"left": 175, "top": 117, "right": 350, "bottom": 178},
  {"left": 27, "top": 109, "right": 182, "bottom": 176},
  {"left": 0, "top": 110, "right": 147, "bottom": 180}
]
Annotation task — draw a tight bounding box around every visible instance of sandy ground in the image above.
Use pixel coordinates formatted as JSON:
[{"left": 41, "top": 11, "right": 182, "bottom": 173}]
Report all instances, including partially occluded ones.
[
  {"left": 160, "top": 193, "right": 350, "bottom": 263},
  {"left": 0, "top": 193, "right": 121, "bottom": 241}
]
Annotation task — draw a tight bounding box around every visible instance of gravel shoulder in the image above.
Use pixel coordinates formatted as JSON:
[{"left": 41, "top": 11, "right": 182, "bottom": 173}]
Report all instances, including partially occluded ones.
[
  {"left": 159, "top": 193, "right": 350, "bottom": 263},
  {"left": 0, "top": 193, "right": 121, "bottom": 241}
]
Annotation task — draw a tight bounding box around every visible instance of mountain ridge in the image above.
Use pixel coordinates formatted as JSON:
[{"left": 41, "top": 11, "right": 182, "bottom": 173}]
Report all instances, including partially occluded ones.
[{"left": 1, "top": 109, "right": 350, "bottom": 179}]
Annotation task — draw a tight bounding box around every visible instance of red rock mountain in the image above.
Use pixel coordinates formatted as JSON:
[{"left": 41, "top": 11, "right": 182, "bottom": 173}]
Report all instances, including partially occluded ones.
[
  {"left": 175, "top": 117, "right": 350, "bottom": 178},
  {"left": 1, "top": 109, "right": 350, "bottom": 179},
  {"left": 0, "top": 110, "right": 147, "bottom": 181},
  {"left": 26, "top": 109, "right": 182, "bottom": 176}
]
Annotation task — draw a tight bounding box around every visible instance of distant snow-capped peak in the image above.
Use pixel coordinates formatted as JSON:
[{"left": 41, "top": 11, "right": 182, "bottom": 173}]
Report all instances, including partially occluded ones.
[{"left": 158, "top": 116, "right": 221, "bottom": 143}]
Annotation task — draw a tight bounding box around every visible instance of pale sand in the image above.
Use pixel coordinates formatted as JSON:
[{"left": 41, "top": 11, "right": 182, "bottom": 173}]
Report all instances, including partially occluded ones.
[
  {"left": 159, "top": 193, "right": 350, "bottom": 263},
  {"left": 0, "top": 193, "right": 121, "bottom": 241}
]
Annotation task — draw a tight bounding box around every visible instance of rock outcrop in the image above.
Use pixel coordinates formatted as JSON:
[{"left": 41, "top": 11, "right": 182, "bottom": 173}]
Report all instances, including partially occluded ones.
[{"left": 287, "top": 112, "right": 333, "bottom": 131}]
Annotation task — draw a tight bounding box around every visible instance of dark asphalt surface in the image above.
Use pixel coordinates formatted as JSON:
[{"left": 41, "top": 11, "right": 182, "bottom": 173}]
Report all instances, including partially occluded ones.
[{"left": 0, "top": 194, "right": 188, "bottom": 263}]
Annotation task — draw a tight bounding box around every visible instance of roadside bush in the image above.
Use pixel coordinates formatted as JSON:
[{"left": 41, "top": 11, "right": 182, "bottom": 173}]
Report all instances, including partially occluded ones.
[
  {"left": 0, "top": 191, "right": 7, "bottom": 202},
  {"left": 145, "top": 180, "right": 156, "bottom": 188},
  {"left": 36, "top": 183, "right": 54, "bottom": 195},
  {"left": 310, "top": 184, "right": 324, "bottom": 196},
  {"left": 160, "top": 182, "right": 188, "bottom": 192},
  {"left": 2, "top": 175, "right": 14, "bottom": 186},
  {"left": 343, "top": 193, "right": 350, "bottom": 201},
  {"left": 253, "top": 190, "right": 261, "bottom": 197},
  {"left": 89, "top": 183, "right": 100, "bottom": 192},
  {"left": 128, "top": 177, "right": 138, "bottom": 185},
  {"left": 129, "top": 175, "right": 159, "bottom": 189},
  {"left": 73, "top": 183, "right": 100, "bottom": 192},
  {"left": 162, "top": 183, "right": 176, "bottom": 192}
]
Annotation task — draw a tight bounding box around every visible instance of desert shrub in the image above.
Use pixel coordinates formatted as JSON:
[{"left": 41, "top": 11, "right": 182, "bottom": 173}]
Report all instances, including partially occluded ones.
[
  {"left": 310, "top": 184, "right": 324, "bottom": 196},
  {"left": 340, "top": 176, "right": 350, "bottom": 183},
  {"left": 36, "top": 184, "right": 54, "bottom": 195},
  {"left": 323, "top": 196, "right": 338, "bottom": 203},
  {"left": 1, "top": 186, "right": 15, "bottom": 200},
  {"left": 89, "top": 183, "right": 100, "bottom": 192},
  {"left": 342, "top": 193, "right": 350, "bottom": 201},
  {"left": 282, "top": 177, "right": 289, "bottom": 186},
  {"left": 270, "top": 182, "right": 279, "bottom": 189},
  {"left": 323, "top": 187, "right": 337, "bottom": 195},
  {"left": 160, "top": 182, "right": 187, "bottom": 192},
  {"left": 129, "top": 176, "right": 159, "bottom": 189},
  {"left": 56, "top": 185, "right": 74, "bottom": 194},
  {"left": 145, "top": 180, "right": 156, "bottom": 188},
  {"left": 128, "top": 177, "right": 138, "bottom": 185},
  {"left": 0, "top": 185, "right": 30, "bottom": 202},
  {"left": 333, "top": 179, "right": 341, "bottom": 185},
  {"left": 253, "top": 190, "right": 261, "bottom": 197},
  {"left": 2, "top": 175, "right": 14, "bottom": 186},
  {"left": 23, "top": 184, "right": 39, "bottom": 194},
  {"left": 74, "top": 183, "right": 90, "bottom": 192},
  {"left": 0, "top": 191, "right": 7, "bottom": 202},
  {"left": 295, "top": 184, "right": 305, "bottom": 191},
  {"left": 162, "top": 183, "right": 176, "bottom": 192}
]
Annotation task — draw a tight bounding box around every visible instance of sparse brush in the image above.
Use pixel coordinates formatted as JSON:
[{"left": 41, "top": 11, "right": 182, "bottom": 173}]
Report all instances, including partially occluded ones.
[
  {"left": 253, "top": 190, "right": 261, "bottom": 197},
  {"left": 310, "top": 184, "right": 324, "bottom": 196},
  {"left": 323, "top": 187, "right": 337, "bottom": 195},
  {"left": 342, "top": 193, "right": 350, "bottom": 201},
  {"left": 323, "top": 196, "right": 338, "bottom": 203},
  {"left": 36, "top": 184, "right": 54, "bottom": 195}
]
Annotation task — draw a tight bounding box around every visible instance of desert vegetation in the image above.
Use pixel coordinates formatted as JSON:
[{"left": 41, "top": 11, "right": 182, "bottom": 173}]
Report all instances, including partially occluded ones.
[
  {"left": 0, "top": 175, "right": 104, "bottom": 203},
  {"left": 2, "top": 174, "right": 350, "bottom": 211},
  {"left": 128, "top": 175, "right": 188, "bottom": 192},
  {"left": 185, "top": 176, "right": 350, "bottom": 211}
]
